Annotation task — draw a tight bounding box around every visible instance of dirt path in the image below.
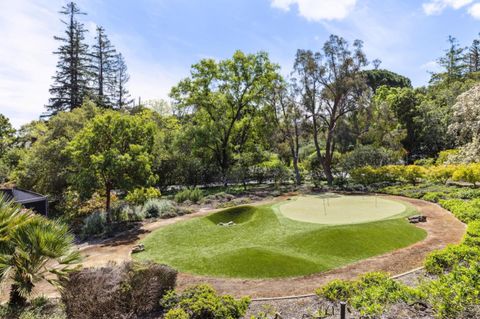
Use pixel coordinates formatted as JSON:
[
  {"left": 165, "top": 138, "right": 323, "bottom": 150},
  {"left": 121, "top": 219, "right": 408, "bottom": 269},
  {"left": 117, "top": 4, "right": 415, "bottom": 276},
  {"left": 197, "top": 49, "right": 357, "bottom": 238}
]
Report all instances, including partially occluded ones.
[{"left": 1, "top": 195, "right": 466, "bottom": 301}]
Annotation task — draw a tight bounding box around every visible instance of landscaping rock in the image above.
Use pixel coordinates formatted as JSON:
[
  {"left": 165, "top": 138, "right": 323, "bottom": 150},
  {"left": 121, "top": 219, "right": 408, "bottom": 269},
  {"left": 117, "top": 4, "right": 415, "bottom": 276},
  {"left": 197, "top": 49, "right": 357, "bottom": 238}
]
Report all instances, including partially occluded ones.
[
  {"left": 408, "top": 215, "right": 427, "bottom": 223},
  {"left": 131, "top": 243, "right": 145, "bottom": 253}
]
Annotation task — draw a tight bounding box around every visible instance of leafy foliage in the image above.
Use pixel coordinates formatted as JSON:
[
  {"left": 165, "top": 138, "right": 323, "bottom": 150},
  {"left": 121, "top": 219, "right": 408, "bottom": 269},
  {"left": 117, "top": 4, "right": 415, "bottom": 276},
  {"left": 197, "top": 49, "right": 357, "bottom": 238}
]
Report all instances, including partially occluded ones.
[
  {"left": 67, "top": 110, "right": 158, "bottom": 220},
  {"left": 317, "top": 273, "right": 413, "bottom": 317},
  {"left": 161, "top": 284, "right": 250, "bottom": 319},
  {"left": 125, "top": 187, "right": 161, "bottom": 205},
  {"left": 174, "top": 188, "right": 204, "bottom": 204},
  {"left": 0, "top": 196, "right": 80, "bottom": 306}
]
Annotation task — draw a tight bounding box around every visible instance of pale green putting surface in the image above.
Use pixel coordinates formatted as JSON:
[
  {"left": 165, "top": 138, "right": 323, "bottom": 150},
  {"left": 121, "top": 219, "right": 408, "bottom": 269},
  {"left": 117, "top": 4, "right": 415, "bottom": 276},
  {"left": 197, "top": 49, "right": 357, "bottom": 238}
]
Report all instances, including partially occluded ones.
[{"left": 278, "top": 194, "right": 409, "bottom": 225}]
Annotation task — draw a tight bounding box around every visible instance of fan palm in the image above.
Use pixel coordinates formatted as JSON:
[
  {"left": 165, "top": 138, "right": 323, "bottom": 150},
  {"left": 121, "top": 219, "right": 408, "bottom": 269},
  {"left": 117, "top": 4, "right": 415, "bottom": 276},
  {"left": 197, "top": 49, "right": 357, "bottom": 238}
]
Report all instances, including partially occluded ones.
[{"left": 0, "top": 195, "right": 80, "bottom": 306}]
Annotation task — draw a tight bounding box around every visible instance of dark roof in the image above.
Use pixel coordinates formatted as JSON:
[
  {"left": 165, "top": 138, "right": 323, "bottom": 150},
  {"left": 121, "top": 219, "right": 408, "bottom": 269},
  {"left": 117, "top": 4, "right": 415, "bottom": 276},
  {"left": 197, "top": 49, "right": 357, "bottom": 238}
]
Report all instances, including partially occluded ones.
[{"left": 0, "top": 188, "right": 47, "bottom": 204}]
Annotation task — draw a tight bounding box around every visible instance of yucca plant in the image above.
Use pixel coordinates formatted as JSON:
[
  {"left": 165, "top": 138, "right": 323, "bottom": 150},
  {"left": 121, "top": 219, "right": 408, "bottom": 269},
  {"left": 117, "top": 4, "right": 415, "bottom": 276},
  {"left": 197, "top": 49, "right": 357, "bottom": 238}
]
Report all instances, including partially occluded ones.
[{"left": 0, "top": 195, "right": 81, "bottom": 307}]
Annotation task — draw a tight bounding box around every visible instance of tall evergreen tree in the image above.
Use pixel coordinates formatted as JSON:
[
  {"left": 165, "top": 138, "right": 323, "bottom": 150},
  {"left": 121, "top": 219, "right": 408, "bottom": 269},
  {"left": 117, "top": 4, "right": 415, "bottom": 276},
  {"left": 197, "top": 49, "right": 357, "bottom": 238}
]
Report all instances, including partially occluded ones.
[
  {"left": 90, "top": 26, "right": 117, "bottom": 108},
  {"left": 436, "top": 36, "right": 466, "bottom": 82},
  {"left": 466, "top": 37, "right": 480, "bottom": 73},
  {"left": 48, "top": 2, "right": 91, "bottom": 114},
  {"left": 113, "top": 53, "right": 133, "bottom": 109}
]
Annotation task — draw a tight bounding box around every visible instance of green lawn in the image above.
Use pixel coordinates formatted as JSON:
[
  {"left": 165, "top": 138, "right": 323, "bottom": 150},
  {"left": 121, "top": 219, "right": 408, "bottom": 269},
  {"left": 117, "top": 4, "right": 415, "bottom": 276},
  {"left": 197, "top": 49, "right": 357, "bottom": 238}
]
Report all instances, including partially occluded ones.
[{"left": 134, "top": 200, "right": 426, "bottom": 279}]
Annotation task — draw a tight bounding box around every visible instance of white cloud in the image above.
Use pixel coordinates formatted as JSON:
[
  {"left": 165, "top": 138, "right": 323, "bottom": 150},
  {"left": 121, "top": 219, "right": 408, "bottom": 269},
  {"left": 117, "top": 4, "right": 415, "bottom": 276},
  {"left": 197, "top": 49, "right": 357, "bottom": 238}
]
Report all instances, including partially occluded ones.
[
  {"left": 468, "top": 3, "right": 480, "bottom": 18},
  {"left": 0, "top": 0, "right": 64, "bottom": 128},
  {"left": 422, "top": 0, "right": 473, "bottom": 15},
  {"left": 271, "top": 0, "right": 357, "bottom": 21}
]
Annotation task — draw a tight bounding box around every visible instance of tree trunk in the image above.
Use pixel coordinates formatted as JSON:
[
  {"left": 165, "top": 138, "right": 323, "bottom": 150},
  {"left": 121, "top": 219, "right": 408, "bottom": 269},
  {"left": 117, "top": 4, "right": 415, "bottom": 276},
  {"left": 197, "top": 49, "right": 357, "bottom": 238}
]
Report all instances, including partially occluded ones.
[
  {"left": 292, "top": 156, "right": 301, "bottom": 186},
  {"left": 323, "top": 162, "right": 334, "bottom": 186},
  {"left": 105, "top": 184, "right": 112, "bottom": 223}
]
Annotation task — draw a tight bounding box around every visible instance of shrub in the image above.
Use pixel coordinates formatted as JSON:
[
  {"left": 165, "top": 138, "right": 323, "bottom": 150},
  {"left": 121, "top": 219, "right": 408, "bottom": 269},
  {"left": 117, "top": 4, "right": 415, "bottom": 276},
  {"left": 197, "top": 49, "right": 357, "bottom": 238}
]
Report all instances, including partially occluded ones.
[
  {"left": 216, "top": 197, "right": 251, "bottom": 209},
  {"left": 452, "top": 163, "right": 480, "bottom": 188},
  {"left": 61, "top": 261, "right": 177, "bottom": 319},
  {"left": 160, "top": 284, "right": 250, "bottom": 319},
  {"left": 142, "top": 199, "right": 178, "bottom": 218},
  {"left": 128, "top": 205, "right": 146, "bottom": 222},
  {"left": 0, "top": 297, "right": 66, "bottom": 319},
  {"left": 317, "top": 279, "right": 353, "bottom": 302},
  {"left": 436, "top": 149, "right": 460, "bottom": 165},
  {"left": 422, "top": 191, "right": 445, "bottom": 203},
  {"left": 350, "top": 166, "right": 385, "bottom": 185},
  {"left": 164, "top": 308, "right": 189, "bottom": 319},
  {"left": 175, "top": 188, "right": 204, "bottom": 204},
  {"left": 316, "top": 272, "right": 411, "bottom": 318},
  {"left": 200, "top": 192, "right": 235, "bottom": 205},
  {"left": 81, "top": 211, "right": 107, "bottom": 237},
  {"left": 398, "top": 165, "right": 426, "bottom": 185},
  {"left": 422, "top": 263, "right": 480, "bottom": 318},
  {"left": 426, "top": 165, "right": 457, "bottom": 184},
  {"left": 465, "top": 221, "right": 480, "bottom": 246},
  {"left": 125, "top": 187, "right": 161, "bottom": 205},
  {"left": 110, "top": 202, "right": 131, "bottom": 222},
  {"left": 425, "top": 244, "right": 480, "bottom": 275},
  {"left": 451, "top": 188, "right": 480, "bottom": 199},
  {"left": 439, "top": 199, "right": 480, "bottom": 224}
]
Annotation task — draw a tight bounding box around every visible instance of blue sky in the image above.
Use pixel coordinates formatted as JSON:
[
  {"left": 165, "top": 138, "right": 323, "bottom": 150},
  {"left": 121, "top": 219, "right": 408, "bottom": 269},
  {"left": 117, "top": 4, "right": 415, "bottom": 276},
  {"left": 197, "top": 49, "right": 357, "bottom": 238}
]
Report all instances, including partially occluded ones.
[{"left": 1, "top": 0, "right": 480, "bottom": 128}]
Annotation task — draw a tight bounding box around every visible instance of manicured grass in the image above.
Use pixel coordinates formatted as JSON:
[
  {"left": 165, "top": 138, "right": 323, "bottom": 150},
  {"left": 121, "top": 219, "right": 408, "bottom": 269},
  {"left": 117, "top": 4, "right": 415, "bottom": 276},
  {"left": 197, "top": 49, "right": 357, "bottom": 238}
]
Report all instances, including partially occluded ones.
[
  {"left": 278, "top": 194, "right": 412, "bottom": 225},
  {"left": 134, "top": 198, "right": 426, "bottom": 279}
]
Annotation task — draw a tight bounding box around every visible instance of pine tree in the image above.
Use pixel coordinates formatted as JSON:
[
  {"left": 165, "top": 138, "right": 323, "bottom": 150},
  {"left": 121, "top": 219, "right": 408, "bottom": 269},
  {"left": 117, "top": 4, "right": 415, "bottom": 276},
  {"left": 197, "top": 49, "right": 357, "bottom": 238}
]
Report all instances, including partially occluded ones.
[
  {"left": 437, "top": 36, "right": 466, "bottom": 81},
  {"left": 113, "top": 53, "right": 133, "bottom": 109},
  {"left": 466, "top": 37, "right": 480, "bottom": 73},
  {"left": 48, "top": 2, "right": 91, "bottom": 114},
  {"left": 90, "top": 26, "right": 117, "bottom": 108}
]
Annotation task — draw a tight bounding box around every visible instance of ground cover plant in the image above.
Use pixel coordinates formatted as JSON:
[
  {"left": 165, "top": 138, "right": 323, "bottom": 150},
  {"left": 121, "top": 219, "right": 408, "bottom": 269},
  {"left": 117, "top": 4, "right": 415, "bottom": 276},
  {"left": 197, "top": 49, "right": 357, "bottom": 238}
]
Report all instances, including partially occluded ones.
[
  {"left": 134, "top": 196, "right": 426, "bottom": 278},
  {"left": 333, "top": 172, "right": 480, "bottom": 318}
]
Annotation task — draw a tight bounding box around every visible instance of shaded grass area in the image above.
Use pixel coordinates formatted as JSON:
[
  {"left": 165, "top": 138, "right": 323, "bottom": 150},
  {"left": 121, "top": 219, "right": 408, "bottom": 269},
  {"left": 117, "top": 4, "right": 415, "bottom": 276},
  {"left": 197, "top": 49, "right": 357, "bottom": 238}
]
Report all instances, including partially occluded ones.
[{"left": 135, "top": 203, "right": 426, "bottom": 279}]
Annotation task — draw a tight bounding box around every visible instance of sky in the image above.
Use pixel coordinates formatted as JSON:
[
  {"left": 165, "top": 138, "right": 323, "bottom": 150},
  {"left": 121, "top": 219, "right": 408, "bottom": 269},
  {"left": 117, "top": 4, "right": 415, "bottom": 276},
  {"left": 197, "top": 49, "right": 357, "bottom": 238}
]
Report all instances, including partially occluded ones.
[{"left": 1, "top": 0, "right": 480, "bottom": 128}]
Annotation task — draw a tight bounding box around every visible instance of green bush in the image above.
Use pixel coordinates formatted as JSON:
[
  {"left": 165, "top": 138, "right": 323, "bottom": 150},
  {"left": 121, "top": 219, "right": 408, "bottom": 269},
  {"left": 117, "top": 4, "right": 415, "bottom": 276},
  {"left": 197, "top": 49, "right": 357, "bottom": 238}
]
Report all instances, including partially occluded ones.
[
  {"left": 317, "top": 279, "right": 353, "bottom": 302},
  {"left": 422, "top": 191, "right": 446, "bottom": 203},
  {"left": 397, "top": 165, "right": 426, "bottom": 185},
  {"left": 160, "top": 284, "right": 250, "bottom": 319},
  {"left": 111, "top": 203, "right": 130, "bottom": 222},
  {"left": 439, "top": 199, "right": 480, "bottom": 224},
  {"left": 0, "top": 297, "right": 66, "bottom": 319},
  {"left": 81, "top": 211, "right": 107, "bottom": 237},
  {"left": 350, "top": 166, "right": 386, "bottom": 185},
  {"left": 422, "top": 263, "right": 480, "bottom": 318},
  {"left": 465, "top": 221, "right": 480, "bottom": 246},
  {"left": 317, "top": 272, "right": 412, "bottom": 317},
  {"left": 142, "top": 199, "right": 178, "bottom": 218},
  {"left": 164, "top": 308, "right": 189, "bottom": 319},
  {"left": 450, "top": 188, "right": 480, "bottom": 199},
  {"left": 174, "top": 188, "right": 204, "bottom": 204},
  {"left": 128, "top": 205, "right": 146, "bottom": 221},
  {"left": 425, "top": 244, "right": 480, "bottom": 275},
  {"left": 125, "top": 187, "right": 161, "bottom": 205}
]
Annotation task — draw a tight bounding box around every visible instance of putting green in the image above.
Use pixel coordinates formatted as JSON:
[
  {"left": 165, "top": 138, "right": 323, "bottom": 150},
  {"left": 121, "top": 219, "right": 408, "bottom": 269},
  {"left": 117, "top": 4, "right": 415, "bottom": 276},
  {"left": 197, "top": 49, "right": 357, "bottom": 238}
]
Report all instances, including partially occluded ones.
[
  {"left": 134, "top": 195, "right": 426, "bottom": 279},
  {"left": 278, "top": 194, "right": 408, "bottom": 225}
]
